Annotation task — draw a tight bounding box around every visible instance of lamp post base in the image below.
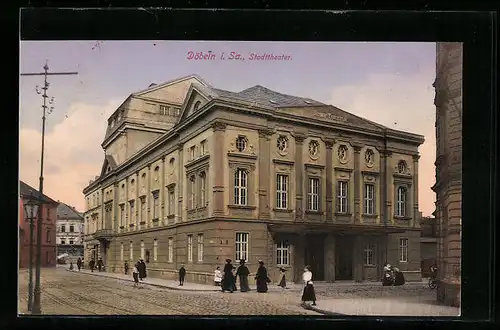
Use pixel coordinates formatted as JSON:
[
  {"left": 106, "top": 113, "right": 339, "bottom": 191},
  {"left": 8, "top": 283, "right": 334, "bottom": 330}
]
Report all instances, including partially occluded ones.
[
  {"left": 27, "top": 282, "right": 33, "bottom": 311},
  {"left": 32, "top": 289, "right": 42, "bottom": 315}
]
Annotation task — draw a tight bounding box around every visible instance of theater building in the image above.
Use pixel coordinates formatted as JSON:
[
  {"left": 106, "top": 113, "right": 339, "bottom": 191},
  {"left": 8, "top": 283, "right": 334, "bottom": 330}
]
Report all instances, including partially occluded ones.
[{"left": 83, "top": 75, "right": 424, "bottom": 284}]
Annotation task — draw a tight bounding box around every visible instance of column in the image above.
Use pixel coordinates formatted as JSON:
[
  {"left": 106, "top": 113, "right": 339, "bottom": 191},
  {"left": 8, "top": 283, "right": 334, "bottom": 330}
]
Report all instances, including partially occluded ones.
[
  {"left": 379, "top": 151, "right": 386, "bottom": 225},
  {"left": 135, "top": 171, "right": 139, "bottom": 229},
  {"left": 324, "top": 138, "right": 335, "bottom": 221},
  {"left": 100, "top": 188, "right": 105, "bottom": 230},
  {"left": 258, "top": 129, "right": 272, "bottom": 219},
  {"left": 212, "top": 122, "right": 226, "bottom": 216},
  {"left": 412, "top": 155, "right": 420, "bottom": 228},
  {"left": 353, "top": 145, "right": 362, "bottom": 224},
  {"left": 160, "top": 156, "right": 166, "bottom": 225},
  {"left": 125, "top": 180, "right": 129, "bottom": 230},
  {"left": 294, "top": 133, "right": 306, "bottom": 221},
  {"left": 384, "top": 151, "right": 393, "bottom": 224},
  {"left": 146, "top": 164, "right": 151, "bottom": 227},
  {"left": 352, "top": 236, "right": 363, "bottom": 282},
  {"left": 324, "top": 234, "right": 336, "bottom": 282},
  {"left": 177, "top": 143, "right": 184, "bottom": 223},
  {"left": 294, "top": 234, "right": 305, "bottom": 283},
  {"left": 113, "top": 183, "right": 118, "bottom": 231}
]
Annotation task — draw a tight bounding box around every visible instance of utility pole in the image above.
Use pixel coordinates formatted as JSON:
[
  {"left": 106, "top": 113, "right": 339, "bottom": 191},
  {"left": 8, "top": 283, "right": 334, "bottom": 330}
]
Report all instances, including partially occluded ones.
[{"left": 21, "top": 61, "right": 78, "bottom": 314}]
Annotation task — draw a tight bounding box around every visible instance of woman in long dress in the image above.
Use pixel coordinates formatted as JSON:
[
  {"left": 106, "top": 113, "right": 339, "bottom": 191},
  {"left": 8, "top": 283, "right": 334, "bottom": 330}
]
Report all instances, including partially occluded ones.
[
  {"left": 255, "top": 260, "right": 269, "bottom": 293},
  {"left": 222, "top": 259, "right": 234, "bottom": 293},
  {"left": 278, "top": 267, "right": 287, "bottom": 289},
  {"left": 236, "top": 259, "right": 250, "bottom": 292},
  {"left": 301, "top": 265, "right": 316, "bottom": 306}
]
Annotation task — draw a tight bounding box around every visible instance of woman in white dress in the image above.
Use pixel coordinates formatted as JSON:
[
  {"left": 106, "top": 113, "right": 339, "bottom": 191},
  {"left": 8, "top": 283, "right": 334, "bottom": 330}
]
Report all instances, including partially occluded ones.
[
  {"left": 301, "top": 265, "right": 316, "bottom": 306},
  {"left": 214, "top": 266, "right": 222, "bottom": 286}
]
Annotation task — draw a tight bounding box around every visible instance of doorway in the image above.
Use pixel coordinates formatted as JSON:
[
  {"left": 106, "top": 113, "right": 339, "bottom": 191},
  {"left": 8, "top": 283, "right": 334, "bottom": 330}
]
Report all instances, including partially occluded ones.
[
  {"left": 335, "top": 236, "right": 353, "bottom": 280},
  {"left": 304, "top": 235, "right": 325, "bottom": 281}
]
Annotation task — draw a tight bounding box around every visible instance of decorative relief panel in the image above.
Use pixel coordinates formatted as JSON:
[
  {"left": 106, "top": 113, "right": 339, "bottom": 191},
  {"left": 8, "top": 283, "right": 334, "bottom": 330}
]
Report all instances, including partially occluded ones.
[
  {"left": 308, "top": 140, "right": 320, "bottom": 160},
  {"left": 365, "top": 149, "right": 375, "bottom": 168},
  {"left": 338, "top": 144, "right": 349, "bottom": 164},
  {"left": 277, "top": 135, "right": 289, "bottom": 156}
]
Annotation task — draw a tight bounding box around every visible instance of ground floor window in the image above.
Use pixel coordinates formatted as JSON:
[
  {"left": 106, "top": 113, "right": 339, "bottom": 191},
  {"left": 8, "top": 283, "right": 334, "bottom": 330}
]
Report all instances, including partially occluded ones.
[
  {"left": 129, "top": 242, "right": 133, "bottom": 260},
  {"left": 235, "top": 232, "right": 248, "bottom": 262},
  {"left": 363, "top": 244, "right": 375, "bottom": 266},
  {"left": 187, "top": 235, "right": 193, "bottom": 262},
  {"left": 197, "top": 234, "right": 204, "bottom": 262},
  {"left": 120, "top": 243, "right": 124, "bottom": 261},
  {"left": 168, "top": 237, "right": 173, "bottom": 263},
  {"left": 276, "top": 240, "right": 290, "bottom": 266},
  {"left": 153, "top": 239, "right": 158, "bottom": 261},
  {"left": 399, "top": 238, "right": 408, "bottom": 262}
]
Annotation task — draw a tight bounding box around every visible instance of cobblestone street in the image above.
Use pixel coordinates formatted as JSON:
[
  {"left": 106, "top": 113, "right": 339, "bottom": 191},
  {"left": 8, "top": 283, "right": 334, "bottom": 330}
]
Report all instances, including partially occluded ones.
[{"left": 18, "top": 268, "right": 318, "bottom": 315}]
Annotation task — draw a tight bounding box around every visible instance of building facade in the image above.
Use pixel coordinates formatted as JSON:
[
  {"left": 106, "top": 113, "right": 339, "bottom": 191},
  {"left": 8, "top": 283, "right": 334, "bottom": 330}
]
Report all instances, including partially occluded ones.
[
  {"left": 56, "top": 202, "right": 84, "bottom": 257},
  {"left": 83, "top": 75, "right": 425, "bottom": 284},
  {"left": 419, "top": 212, "right": 437, "bottom": 278},
  {"left": 432, "top": 42, "right": 462, "bottom": 306},
  {"left": 19, "top": 181, "right": 58, "bottom": 268}
]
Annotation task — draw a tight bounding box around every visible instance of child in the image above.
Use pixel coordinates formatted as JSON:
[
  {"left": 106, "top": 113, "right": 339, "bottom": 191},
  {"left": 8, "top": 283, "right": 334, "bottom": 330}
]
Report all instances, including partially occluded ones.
[
  {"left": 214, "top": 266, "right": 222, "bottom": 286},
  {"left": 132, "top": 262, "right": 140, "bottom": 288}
]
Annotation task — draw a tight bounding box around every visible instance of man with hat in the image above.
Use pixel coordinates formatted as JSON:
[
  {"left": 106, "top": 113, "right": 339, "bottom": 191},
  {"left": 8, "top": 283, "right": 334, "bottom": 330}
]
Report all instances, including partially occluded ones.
[
  {"left": 236, "top": 259, "right": 250, "bottom": 292},
  {"left": 222, "top": 259, "right": 235, "bottom": 293}
]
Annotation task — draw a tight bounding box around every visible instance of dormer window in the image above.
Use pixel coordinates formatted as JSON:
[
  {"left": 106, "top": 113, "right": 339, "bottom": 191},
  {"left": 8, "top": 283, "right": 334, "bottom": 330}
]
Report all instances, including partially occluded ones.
[
  {"left": 304, "top": 100, "right": 312, "bottom": 104},
  {"left": 269, "top": 100, "right": 278, "bottom": 105},
  {"left": 193, "top": 101, "right": 201, "bottom": 112},
  {"left": 107, "top": 166, "right": 111, "bottom": 173},
  {"left": 160, "top": 105, "right": 169, "bottom": 115}
]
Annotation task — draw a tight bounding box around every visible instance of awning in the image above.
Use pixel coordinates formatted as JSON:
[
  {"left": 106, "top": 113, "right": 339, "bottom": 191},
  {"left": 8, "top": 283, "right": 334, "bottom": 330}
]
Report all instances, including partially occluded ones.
[{"left": 267, "top": 222, "right": 408, "bottom": 235}]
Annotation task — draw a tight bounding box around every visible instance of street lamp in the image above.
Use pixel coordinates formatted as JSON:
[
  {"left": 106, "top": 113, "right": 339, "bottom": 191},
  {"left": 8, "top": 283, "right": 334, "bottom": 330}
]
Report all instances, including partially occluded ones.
[{"left": 23, "top": 192, "right": 39, "bottom": 312}]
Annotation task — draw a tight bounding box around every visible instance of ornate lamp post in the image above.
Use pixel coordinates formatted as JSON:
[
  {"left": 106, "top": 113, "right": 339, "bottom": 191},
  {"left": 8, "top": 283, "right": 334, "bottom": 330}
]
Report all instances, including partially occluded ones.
[{"left": 23, "top": 192, "right": 39, "bottom": 312}]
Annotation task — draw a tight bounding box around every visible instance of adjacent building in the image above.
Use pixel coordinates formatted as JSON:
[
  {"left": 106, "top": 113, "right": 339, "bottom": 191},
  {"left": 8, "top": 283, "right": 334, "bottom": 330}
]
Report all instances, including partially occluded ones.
[
  {"left": 19, "top": 181, "right": 58, "bottom": 268},
  {"left": 83, "top": 75, "right": 425, "bottom": 285},
  {"left": 419, "top": 212, "right": 437, "bottom": 278},
  {"left": 432, "top": 42, "right": 462, "bottom": 306},
  {"left": 56, "top": 202, "right": 85, "bottom": 257}
]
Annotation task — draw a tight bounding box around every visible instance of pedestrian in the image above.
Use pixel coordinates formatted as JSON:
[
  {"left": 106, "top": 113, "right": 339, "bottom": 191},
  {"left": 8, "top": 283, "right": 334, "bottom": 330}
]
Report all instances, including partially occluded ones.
[
  {"left": 132, "top": 262, "right": 140, "bottom": 288},
  {"left": 97, "top": 257, "right": 103, "bottom": 272},
  {"left": 221, "top": 259, "right": 234, "bottom": 293},
  {"left": 214, "top": 266, "right": 222, "bottom": 286},
  {"left": 301, "top": 265, "right": 317, "bottom": 306},
  {"left": 69, "top": 261, "right": 74, "bottom": 271},
  {"left": 236, "top": 259, "right": 250, "bottom": 292},
  {"left": 255, "top": 260, "right": 270, "bottom": 293},
  {"left": 124, "top": 261, "right": 129, "bottom": 275},
  {"left": 76, "top": 257, "right": 82, "bottom": 271},
  {"left": 278, "top": 267, "right": 287, "bottom": 289},
  {"left": 89, "top": 259, "right": 95, "bottom": 272},
  {"left": 138, "top": 258, "right": 147, "bottom": 281},
  {"left": 179, "top": 264, "right": 186, "bottom": 286}
]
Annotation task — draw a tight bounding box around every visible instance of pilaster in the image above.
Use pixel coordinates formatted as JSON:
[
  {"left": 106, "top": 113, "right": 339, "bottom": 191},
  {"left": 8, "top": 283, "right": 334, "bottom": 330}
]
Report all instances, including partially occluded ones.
[
  {"left": 384, "top": 151, "right": 393, "bottom": 224},
  {"left": 324, "top": 138, "right": 335, "bottom": 221},
  {"left": 412, "top": 154, "right": 420, "bottom": 228},
  {"left": 258, "top": 128, "right": 273, "bottom": 219},
  {"left": 352, "top": 235, "right": 363, "bottom": 282},
  {"left": 294, "top": 234, "right": 305, "bottom": 283},
  {"left": 125, "top": 180, "right": 129, "bottom": 229},
  {"left": 177, "top": 143, "right": 184, "bottom": 223},
  {"left": 379, "top": 151, "right": 387, "bottom": 225},
  {"left": 113, "top": 183, "right": 118, "bottom": 231},
  {"left": 100, "top": 188, "right": 105, "bottom": 230},
  {"left": 146, "top": 164, "right": 151, "bottom": 227},
  {"left": 135, "top": 170, "right": 139, "bottom": 229},
  {"left": 353, "top": 145, "right": 362, "bottom": 223},
  {"left": 160, "top": 156, "right": 166, "bottom": 225},
  {"left": 294, "top": 133, "right": 306, "bottom": 221},
  {"left": 212, "top": 122, "right": 226, "bottom": 216},
  {"left": 324, "top": 234, "right": 336, "bottom": 282}
]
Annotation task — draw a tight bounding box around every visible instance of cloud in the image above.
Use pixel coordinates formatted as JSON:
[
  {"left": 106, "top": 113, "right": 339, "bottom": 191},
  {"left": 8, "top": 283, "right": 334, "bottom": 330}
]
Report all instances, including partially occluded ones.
[
  {"left": 329, "top": 70, "right": 436, "bottom": 216},
  {"left": 19, "top": 100, "right": 121, "bottom": 211}
]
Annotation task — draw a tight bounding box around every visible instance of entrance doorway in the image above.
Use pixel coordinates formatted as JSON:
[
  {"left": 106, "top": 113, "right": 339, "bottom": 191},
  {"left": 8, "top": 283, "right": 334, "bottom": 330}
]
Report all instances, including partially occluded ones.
[
  {"left": 335, "top": 236, "right": 353, "bottom": 280},
  {"left": 304, "top": 235, "right": 325, "bottom": 281}
]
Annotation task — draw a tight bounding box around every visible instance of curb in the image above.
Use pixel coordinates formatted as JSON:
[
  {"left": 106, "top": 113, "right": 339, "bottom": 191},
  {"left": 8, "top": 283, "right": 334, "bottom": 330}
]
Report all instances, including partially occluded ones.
[
  {"left": 66, "top": 269, "right": 220, "bottom": 292},
  {"left": 302, "top": 304, "right": 346, "bottom": 316}
]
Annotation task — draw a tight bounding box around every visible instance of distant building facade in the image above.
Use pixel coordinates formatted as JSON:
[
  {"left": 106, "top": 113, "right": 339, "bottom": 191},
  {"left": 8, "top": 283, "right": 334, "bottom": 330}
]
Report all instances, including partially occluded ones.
[
  {"left": 419, "top": 212, "right": 437, "bottom": 277},
  {"left": 432, "top": 42, "right": 462, "bottom": 306},
  {"left": 56, "top": 202, "right": 84, "bottom": 257},
  {"left": 19, "top": 181, "right": 58, "bottom": 268},
  {"left": 83, "top": 75, "right": 425, "bottom": 285}
]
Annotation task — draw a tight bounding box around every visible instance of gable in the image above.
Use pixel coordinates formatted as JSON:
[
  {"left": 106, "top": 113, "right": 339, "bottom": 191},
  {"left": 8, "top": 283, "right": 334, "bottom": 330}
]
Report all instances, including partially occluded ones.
[
  {"left": 277, "top": 105, "right": 386, "bottom": 132},
  {"left": 134, "top": 76, "right": 209, "bottom": 104},
  {"left": 100, "top": 155, "right": 117, "bottom": 177},
  {"left": 177, "top": 84, "right": 219, "bottom": 123}
]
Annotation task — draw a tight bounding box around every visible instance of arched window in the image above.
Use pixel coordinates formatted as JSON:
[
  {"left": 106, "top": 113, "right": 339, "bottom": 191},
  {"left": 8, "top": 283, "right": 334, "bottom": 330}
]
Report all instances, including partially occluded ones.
[
  {"left": 396, "top": 186, "right": 407, "bottom": 217},
  {"left": 234, "top": 169, "right": 248, "bottom": 205}
]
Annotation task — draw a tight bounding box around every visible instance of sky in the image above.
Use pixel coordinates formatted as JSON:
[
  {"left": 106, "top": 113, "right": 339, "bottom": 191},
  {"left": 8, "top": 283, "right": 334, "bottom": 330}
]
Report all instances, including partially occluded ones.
[{"left": 19, "top": 41, "right": 437, "bottom": 216}]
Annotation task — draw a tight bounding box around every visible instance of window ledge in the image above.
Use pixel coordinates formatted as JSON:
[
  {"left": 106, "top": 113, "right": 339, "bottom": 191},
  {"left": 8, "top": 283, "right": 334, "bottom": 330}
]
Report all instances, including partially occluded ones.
[
  {"left": 362, "top": 214, "right": 378, "bottom": 218},
  {"left": 394, "top": 216, "right": 412, "bottom": 220},
  {"left": 305, "top": 210, "right": 323, "bottom": 215},
  {"left": 167, "top": 214, "right": 175, "bottom": 219},
  {"left": 335, "top": 212, "right": 352, "bottom": 217},
  {"left": 139, "top": 221, "right": 146, "bottom": 225},
  {"left": 119, "top": 226, "right": 125, "bottom": 229},
  {"left": 363, "top": 265, "right": 377, "bottom": 268},
  {"left": 273, "top": 208, "right": 293, "bottom": 213},
  {"left": 152, "top": 218, "right": 159, "bottom": 223},
  {"left": 228, "top": 205, "right": 256, "bottom": 210},
  {"left": 129, "top": 224, "right": 135, "bottom": 228}
]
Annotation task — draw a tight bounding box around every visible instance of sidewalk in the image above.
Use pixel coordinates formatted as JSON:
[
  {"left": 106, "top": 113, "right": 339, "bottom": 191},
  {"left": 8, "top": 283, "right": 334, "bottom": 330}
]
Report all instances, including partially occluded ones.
[{"left": 308, "top": 296, "right": 460, "bottom": 317}]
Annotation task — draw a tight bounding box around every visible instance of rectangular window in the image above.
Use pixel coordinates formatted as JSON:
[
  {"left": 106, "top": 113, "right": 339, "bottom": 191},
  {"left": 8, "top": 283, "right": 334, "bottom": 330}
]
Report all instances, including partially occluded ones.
[
  {"left": 337, "top": 180, "right": 348, "bottom": 213},
  {"left": 140, "top": 241, "right": 145, "bottom": 260},
  {"left": 197, "top": 234, "right": 204, "bottom": 262},
  {"left": 129, "top": 242, "right": 133, "bottom": 260},
  {"left": 69, "top": 240, "right": 74, "bottom": 245},
  {"left": 120, "top": 205, "right": 125, "bottom": 226},
  {"left": 199, "top": 173, "right": 206, "bottom": 207},
  {"left": 307, "top": 178, "right": 320, "bottom": 211},
  {"left": 276, "top": 240, "right": 290, "bottom": 266},
  {"left": 46, "top": 251, "right": 50, "bottom": 264},
  {"left": 168, "top": 189, "right": 175, "bottom": 215},
  {"left": 120, "top": 243, "right": 124, "bottom": 261},
  {"left": 396, "top": 187, "right": 407, "bottom": 217},
  {"left": 187, "top": 235, "right": 193, "bottom": 262},
  {"left": 276, "top": 174, "right": 288, "bottom": 209},
  {"left": 61, "top": 240, "right": 66, "bottom": 245},
  {"left": 168, "top": 237, "right": 173, "bottom": 263},
  {"left": 363, "top": 244, "right": 375, "bottom": 266},
  {"left": 189, "top": 176, "right": 196, "bottom": 209},
  {"left": 234, "top": 169, "right": 248, "bottom": 206},
  {"left": 152, "top": 191, "right": 159, "bottom": 219},
  {"left": 69, "top": 225, "right": 74, "bottom": 233},
  {"left": 153, "top": 239, "right": 158, "bottom": 261},
  {"left": 200, "top": 140, "right": 206, "bottom": 155},
  {"left": 235, "top": 232, "right": 249, "bottom": 262},
  {"left": 61, "top": 225, "right": 66, "bottom": 233},
  {"left": 190, "top": 146, "right": 196, "bottom": 160},
  {"left": 47, "top": 208, "right": 51, "bottom": 221},
  {"left": 129, "top": 201, "right": 135, "bottom": 223},
  {"left": 399, "top": 238, "right": 408, "bottom": 262},
  {"left": 160, "top": 105, "right": 169, "bottom": 115},
  {"left": 46, "top": 230, "right": 51, "bottom": 242},
  {"left": 140, "top": 199, "right": 146, "bottom": 223},
  {"left": 364, "top": 183, "right": 375, "bottom": 215}
]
